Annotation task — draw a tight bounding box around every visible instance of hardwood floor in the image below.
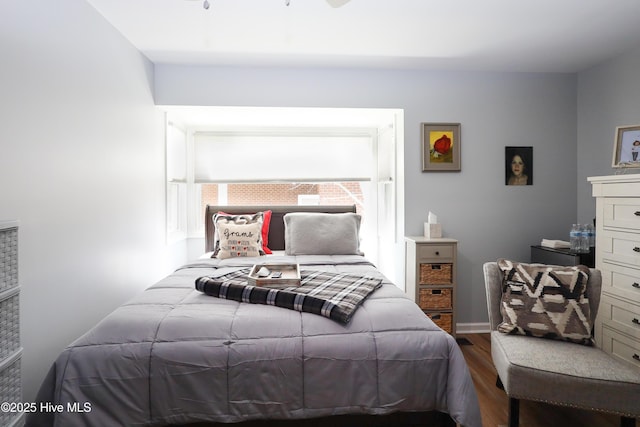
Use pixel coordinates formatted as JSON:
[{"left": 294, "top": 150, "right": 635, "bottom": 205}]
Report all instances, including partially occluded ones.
[{"left": 457, "top": 333, "right": 637, "bottom": 427}]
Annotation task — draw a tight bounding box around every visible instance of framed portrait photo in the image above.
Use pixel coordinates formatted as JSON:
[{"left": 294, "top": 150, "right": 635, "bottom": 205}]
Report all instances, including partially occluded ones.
[
  {"left": 421, "top": 123, "right": 461, "bottom": 172},
  {"left": 505, "top": 146, "right": 533, "bottom": 186},
  {"left": 612, "top": 124, "right": 640, "bottom": 168}
]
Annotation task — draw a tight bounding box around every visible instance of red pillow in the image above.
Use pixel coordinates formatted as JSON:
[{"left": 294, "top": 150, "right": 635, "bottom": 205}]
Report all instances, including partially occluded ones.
[
  {"left": 260, "top": 210, "right": 272, "bottom": 254},
  {"left": 217, "top": 210, "right": 272, "bottom": 254}
]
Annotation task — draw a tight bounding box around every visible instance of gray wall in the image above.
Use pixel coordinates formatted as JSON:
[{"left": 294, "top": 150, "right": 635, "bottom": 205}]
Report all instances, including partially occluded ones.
[
  {"left": 577, "top": 46, "right": 640, "bottom": 223},
  {"left": 156, "top": 67, "right": 579, "bottom": 327},
  {"left": 0, "top": 0, "right": 183, "bottom": 401}
]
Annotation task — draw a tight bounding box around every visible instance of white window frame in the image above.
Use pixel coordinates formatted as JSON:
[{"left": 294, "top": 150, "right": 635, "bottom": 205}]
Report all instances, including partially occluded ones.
[
  {"left": 164, "top": 108, "right": 404, "bottom": 286},
  {"left": 165, "top": 119, "right": 188, "bottom": 244}
]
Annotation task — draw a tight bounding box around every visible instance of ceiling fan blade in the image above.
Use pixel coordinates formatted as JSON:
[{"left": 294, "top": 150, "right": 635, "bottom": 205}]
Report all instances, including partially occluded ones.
[{"left": 326, "top": 0, "right": 351, "bottom": 8}]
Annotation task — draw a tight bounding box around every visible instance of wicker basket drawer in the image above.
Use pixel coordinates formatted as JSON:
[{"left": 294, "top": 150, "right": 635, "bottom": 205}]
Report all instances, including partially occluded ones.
[
  {"left": 0, "top": 227, "right": 18, "bottom": 293},
  {"left": 0, "top": 351, "right": 22, "bottom": 427},
  {"left": 0, "top": 289, "right": 20, "bottom": 361},
  {"left": 418, "top": 288, "right": 452, "bottom": 310},
  {"left": 419, "top": 263, "right": 452, "bottom": 285},
  {"left": 426, "top": 312, "right": 453, "bottom": 334}
]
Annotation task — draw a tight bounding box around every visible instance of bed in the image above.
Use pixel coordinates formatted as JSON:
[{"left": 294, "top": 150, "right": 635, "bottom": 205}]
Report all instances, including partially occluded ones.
[{"left": 26, "top": 205, "right": 481, "bottom": 427}]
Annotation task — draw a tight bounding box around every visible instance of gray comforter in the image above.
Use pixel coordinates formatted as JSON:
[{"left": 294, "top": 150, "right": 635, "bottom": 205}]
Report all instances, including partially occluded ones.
[{"left": 27, "top": 255, "right": 481, "bottom": 427}]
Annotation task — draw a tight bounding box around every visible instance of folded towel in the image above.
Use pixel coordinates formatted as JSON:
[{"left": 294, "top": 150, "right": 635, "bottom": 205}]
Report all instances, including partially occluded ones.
[{"left": 541, "top": 239, "right": 571, "bottom": 249}]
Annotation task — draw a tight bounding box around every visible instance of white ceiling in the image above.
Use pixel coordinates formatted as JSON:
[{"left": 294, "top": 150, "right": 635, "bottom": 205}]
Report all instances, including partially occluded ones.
[{"left": 86, "top": 0, "right": 640, "bottom": 73}]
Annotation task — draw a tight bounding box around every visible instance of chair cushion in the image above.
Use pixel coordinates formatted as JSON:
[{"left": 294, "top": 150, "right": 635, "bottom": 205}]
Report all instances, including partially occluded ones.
[
  {"left": 491, "top": 331, "right": 640, "bottom": 417},
  {"left": 497, "top": 259, "right": 593, "bottom": 345}
]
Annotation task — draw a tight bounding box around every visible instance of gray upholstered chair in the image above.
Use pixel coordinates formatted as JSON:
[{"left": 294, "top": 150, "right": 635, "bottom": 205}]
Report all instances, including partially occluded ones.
[{"left": 483, "top": 262, "right": 640, "bottom": 427}]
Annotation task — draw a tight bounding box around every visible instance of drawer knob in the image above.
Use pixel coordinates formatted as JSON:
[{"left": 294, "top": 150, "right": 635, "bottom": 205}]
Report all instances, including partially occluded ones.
[
  {"left": 435, "top": 251, "right": 440, "bottom": 255},
  {"left": 634, "top": 247, "right": 640, "bottom": 253},
  {"left": 635, "top": 211, "right": 640, "bottom": 216},
  {"left": 633, "top": 283, "right": 640, "bottom": 289},
  {"left": 634, "top": 354, "right": 640, "bottom": 362},
  {"left": 633, "top": 318, "right": 640, "bottom": 326}
]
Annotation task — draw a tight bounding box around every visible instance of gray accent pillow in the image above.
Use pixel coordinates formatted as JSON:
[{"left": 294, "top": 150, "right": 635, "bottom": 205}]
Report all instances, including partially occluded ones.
[{"left": 284, "top": 212, "right": 362, "bottom": 256}]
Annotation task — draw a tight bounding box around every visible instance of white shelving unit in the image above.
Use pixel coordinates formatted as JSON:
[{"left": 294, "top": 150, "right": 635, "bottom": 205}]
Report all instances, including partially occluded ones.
[{"left": 0, "top": 221, "right": 23, "bottom": 427}]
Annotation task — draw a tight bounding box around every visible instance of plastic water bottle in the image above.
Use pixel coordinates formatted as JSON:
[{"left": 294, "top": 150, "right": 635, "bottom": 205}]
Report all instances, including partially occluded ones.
[
  {"left": 579, "top": 224, "right": 590, "bottom": 253},
  {"left": 570, "top": 224, "right": 580, "bottom": 252},
  {"left": 586, "top": 223, "right": 595, "bottom": 248}
]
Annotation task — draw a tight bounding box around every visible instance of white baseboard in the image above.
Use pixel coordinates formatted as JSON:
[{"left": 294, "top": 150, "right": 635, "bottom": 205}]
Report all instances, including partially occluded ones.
[{"left": 456, "top": 322, "right": 490, "bottom": 334}]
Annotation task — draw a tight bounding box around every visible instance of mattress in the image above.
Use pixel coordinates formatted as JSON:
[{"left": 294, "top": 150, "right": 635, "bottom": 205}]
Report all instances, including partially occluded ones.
[{"left": 26, "top": 254, "right": 481, "bottom": 427}]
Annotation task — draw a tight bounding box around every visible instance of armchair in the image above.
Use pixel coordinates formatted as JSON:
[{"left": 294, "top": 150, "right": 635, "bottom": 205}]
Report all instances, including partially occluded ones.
[{"left": 483, "top": 261, "right": 640, "bottom": 427}]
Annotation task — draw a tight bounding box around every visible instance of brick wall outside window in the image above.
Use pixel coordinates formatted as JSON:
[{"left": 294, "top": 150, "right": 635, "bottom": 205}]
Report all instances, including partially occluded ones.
[{"left": 201, "top": 183, "right": 364, "bottom": 216}]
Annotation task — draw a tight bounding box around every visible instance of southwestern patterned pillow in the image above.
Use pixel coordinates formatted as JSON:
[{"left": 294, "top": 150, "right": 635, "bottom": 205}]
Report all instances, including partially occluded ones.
[{"left": 497, "top": 259, "right": 593, "bottom": 345}]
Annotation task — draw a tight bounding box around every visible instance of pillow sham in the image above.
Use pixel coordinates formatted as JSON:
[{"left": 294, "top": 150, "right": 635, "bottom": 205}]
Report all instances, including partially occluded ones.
[
  {"left": 283, "top": 212, "right": 362, "bottom": 256},
  {"left": 214, "top": 215, "right": 264, "bottom": 259},
  {"left": 212, "top": 211, "right": 272, "bottom": 255},
  {"left": 497, "top": 258, "right": 593, "bottom": 345}
]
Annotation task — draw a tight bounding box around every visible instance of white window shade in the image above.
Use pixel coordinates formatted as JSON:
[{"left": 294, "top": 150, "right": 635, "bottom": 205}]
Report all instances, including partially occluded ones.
[{"left": 194, "top": 132, "right": 373, "bottom": 183}]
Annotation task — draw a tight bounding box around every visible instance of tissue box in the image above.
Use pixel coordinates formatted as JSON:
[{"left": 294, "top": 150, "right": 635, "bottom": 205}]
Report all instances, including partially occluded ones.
[{"left": 424, "top": 223, "right": 442, "bottom": 238}]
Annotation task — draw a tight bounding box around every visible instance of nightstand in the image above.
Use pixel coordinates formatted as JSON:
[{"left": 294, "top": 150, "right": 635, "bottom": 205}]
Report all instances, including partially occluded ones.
[
  {"left": 530, "top": 245, "right": 594, "bottom": 268},
  {"left": 405, "top": 237, "right": 457, "bottom": 336}
]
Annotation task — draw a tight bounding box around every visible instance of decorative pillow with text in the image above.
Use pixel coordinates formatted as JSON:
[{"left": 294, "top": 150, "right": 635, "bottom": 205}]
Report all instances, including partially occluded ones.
[
  {"left": 497, "top": 259, "right": 593, "bottom": 345},
  {"left": 213, "top": 210, "right": 272, "bottom": 255},
  {"left": 213, "top": 213, "right": 265, "bottom": 259}
]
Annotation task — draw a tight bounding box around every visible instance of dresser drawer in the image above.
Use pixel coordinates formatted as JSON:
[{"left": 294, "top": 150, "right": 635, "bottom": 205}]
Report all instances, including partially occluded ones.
[
  {"left": 425, "top": 312, "right": 453, "bottom": 334},
  {"left": 0, "top": 227, "right": 18, "bottom": 293},
  {"left": 600, "top": 295, "right": 640, "bottom": 340},
  {"left": 416, "top": 244, "right": 453, "bottom": 261},
  {"left": 418, "top": 288, "right": 453, "bottom": 310},
  {"left": 419, "top": 263, "right": 452, "bottom": 285},
  {"left": 0, "top": 288, "right": 20, "bottom": 361},
  {"left": 0, "top": 350, "right": 22, "bottom": 427},
  {"left": 603, "top": 198, "right": 640, "bottom": 231},
  {"left": 601, "top": 325, "right": 640, "bottom": 369},
  {"left": 601, "top": 262, "right": 640, "bottom": 302},
  {"left": 600, "top": 231, "right": 640, "bottom": 268}
]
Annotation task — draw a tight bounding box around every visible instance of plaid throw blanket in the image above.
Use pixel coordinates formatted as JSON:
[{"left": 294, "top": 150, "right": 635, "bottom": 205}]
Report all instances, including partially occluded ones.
[{"left": 195, "top": 268, "right": 383, "bottom": 324}]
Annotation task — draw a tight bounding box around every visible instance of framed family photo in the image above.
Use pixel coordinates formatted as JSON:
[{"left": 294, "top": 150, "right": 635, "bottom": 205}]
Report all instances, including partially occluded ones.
[
  {"left": 612, "top": 124, "right": 640, "bottom": 168},
  {"left": 421, "top": 123, "right": 461, "bottom": 172}
]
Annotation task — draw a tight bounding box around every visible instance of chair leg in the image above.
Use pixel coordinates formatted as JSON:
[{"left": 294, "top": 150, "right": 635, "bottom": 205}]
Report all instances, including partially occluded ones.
[
  {"left": 620, "top": 416, "right": 636, "bottom": 427},
  {"left": 496, "top": 374, "right": 504, "bottom": 390},
  {"left": 508, "top": 397, "right": 520, "bottom": 427}
]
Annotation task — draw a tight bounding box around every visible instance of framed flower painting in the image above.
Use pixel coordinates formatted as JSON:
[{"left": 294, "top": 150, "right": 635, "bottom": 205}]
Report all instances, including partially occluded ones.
[{"left": 421, "top": 123, "right": 461, "bottom": 172}]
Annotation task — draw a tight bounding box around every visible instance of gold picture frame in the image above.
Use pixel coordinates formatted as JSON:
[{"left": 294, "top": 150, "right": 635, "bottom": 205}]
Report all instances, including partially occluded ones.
[
  {"left": 612, "top": 124, "right": 640, "bottom": 168},
  {"left": 421, "top": 123, "right": 461, "bottom": 172}
]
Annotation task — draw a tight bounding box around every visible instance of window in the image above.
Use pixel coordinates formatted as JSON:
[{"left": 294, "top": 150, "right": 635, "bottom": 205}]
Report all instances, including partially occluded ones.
[
  {"left": 190, "top": 128, "right": 378, "bottom": 259},
  {"left": 164, "top": 107, "right": 403, "bottom": 284}
]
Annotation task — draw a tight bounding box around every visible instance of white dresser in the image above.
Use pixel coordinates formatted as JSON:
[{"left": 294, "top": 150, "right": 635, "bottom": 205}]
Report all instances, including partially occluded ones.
[
  {"left": 0, "top": 221, "right": 23, "bottom": 427},
  {"left": 589, "top": 175, "right": 640, "bottom": 368}
]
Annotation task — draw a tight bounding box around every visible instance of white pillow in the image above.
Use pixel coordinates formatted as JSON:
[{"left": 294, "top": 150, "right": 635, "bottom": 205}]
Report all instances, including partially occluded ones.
[{"left": 284, "top": 212, "right": 362, "bottom": 255}]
